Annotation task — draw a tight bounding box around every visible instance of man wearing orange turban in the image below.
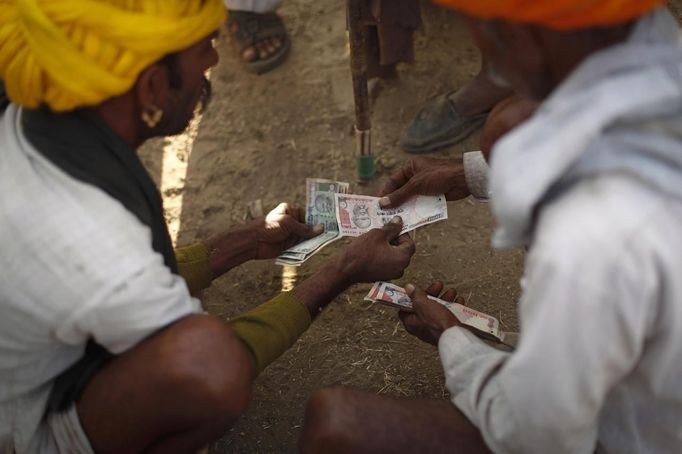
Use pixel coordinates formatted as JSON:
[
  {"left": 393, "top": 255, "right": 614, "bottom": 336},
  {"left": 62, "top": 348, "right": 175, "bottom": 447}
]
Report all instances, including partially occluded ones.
[
  {"left": 301, "top": 2, "right": 682, "bottom": 453},
  {"left": 0, "top": 1, "right": 416, "bottom": 453}
]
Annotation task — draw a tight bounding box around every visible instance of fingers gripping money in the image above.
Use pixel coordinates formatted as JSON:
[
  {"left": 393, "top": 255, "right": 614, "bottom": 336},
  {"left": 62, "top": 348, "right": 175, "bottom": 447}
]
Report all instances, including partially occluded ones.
[
  {"left": 276, "top": 178, "right": 349, "bottom": 266},
  {"left": 277, "top": 178, "right": 448, "bottom": 265},
  {"left": 365, "top": 282, "right": 504, "bottom": 343},
  {"left": 276, "top": 177, "right": 502, "bottom": 346},
  {"left": 335, "top": 194, "right": 447, "bottom": 237}
]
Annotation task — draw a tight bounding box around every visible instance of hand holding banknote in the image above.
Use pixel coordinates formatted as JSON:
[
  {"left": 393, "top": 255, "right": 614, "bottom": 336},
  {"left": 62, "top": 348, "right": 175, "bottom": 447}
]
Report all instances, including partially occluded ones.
[
  {"left": 337, "top": 216, "right": 415, "bottom": 284},
  {"left": 398, "top": 281, "right": 462, "bottom": 345},
  {"left": 204, "top": 202, "right": 322, "bottom": 279},
  {"left": 291, "top": 217, "right": 416, "bottom": 316},
  {"left": 378, "top": 156, "right": 469, "bottom": 209},
  {"left": 335, "top": 193, "right": 447, "bottom": 237},
  {"left": 276, "top": 178, "right": 349, "bottom": 266},
  {"left": 244, "top": 203, "right": 323, "bottom": 260}
]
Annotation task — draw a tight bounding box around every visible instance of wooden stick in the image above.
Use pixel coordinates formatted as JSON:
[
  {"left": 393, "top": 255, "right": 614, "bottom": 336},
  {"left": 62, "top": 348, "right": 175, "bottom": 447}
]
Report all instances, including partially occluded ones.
[{"left": 347, "top": 0, "right": 375, "bottom": 182}]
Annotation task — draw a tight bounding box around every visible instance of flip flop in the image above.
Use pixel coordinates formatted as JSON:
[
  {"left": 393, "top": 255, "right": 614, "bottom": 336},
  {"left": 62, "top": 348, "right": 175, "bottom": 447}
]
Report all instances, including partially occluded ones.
[
  {"left": 400, "top": 91, "right": 488, "bottom": 154},
  {"left": 227, "top": 10, "right": 291, "bottom": 75}
]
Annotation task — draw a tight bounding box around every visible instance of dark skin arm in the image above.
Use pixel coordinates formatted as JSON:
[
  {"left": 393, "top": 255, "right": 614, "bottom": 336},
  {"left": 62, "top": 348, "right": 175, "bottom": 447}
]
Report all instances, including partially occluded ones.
[
  {"left": 379, "top": 95, "right": 538, "bottom": 210},
  {"left": 378, "top": 156, "right": 470, "bottom": 209},
  {"left": 294, "top": 216, "right": 415, "bottom": 317},
  {"left": 205, "top": 202, "right": 323, "bottom": 279}
]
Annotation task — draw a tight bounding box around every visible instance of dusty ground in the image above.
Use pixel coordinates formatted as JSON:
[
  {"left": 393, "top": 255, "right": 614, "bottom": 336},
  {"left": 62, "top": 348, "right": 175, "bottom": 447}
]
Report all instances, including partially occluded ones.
[{"left": 140, "top": 1, "right": 530, "bottom": 452}]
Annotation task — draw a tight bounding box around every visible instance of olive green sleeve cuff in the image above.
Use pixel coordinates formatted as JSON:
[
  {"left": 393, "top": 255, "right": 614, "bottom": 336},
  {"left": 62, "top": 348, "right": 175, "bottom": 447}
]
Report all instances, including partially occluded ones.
[
  {"left": 229, "top": 292, "right": 312, "bottom": 376},
  {"left": 175, "top": 242, "right": 214, "bottom": 294}
]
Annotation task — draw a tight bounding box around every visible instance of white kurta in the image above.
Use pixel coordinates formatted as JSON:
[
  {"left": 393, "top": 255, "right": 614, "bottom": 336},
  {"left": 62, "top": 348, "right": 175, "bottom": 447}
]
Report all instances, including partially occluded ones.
[
  {"left": 0, "top": 105, "right": 201, "bottom": 453},
  {"left": 441, "top": 176, "right": 682, "bottom": 453}
]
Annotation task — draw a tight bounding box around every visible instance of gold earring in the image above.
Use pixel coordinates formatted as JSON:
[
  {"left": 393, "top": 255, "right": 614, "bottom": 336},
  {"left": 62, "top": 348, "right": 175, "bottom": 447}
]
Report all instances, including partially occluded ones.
[{"left": 142, "top": 106, "right": 163, "bottom": 129}]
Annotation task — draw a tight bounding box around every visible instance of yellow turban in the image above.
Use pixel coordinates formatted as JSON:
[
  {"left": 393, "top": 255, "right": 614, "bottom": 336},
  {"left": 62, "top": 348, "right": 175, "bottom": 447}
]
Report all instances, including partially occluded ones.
[
  {"left": 433, "top": 0, "right": 665, "bottom": 30},
  {"left": 0, "top": 0, "right": 226, "bottom": 111}
]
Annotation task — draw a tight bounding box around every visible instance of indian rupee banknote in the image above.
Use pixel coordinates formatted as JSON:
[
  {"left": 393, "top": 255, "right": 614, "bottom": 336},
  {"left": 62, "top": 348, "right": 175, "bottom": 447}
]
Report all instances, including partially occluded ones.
[
  {"left": 365, "top": 282, "right": 503, "bottom": 342},
  {"left": 335, "top": 194, "right": 447, "bottom": 237},
  {"left": 306, "top": 178, "right": 349, "bottom": 233},
  {"left": 277, "top": 178, "right": 349, "bottom": 266}
]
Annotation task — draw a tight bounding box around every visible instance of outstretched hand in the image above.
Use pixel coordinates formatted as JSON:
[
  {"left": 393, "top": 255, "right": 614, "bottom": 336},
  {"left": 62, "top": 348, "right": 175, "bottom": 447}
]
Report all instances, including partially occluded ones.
[
  {"left": 399, "top": 281, "right": 462, "bottom": 345},
  {"left": 290, "top": 216, "right": 416, "bottom": 318},
  {"left": 251, "top": 202, "right": 323, "bottom": 259},
  {"left": 378, "top": 156, "right": 470, "bottom": 209},
  {"left": 204, "top": 202, "right": 322, "bottom": 279},
  {"left": 337, "top": 216, "right": 416, "bottom": 285}
]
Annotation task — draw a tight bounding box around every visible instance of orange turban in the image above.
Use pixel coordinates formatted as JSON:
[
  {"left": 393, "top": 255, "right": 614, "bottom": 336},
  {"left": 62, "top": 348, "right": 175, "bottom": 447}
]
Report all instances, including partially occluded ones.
[{"left": 433, "top": 0, "right": 665, "bottom": 30}]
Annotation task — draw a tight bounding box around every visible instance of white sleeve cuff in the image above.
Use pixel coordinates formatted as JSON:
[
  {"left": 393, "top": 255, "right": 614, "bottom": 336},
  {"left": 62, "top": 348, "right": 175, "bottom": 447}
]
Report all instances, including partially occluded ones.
[{"left": 463, "top": 151, "right": 491, "bottom": 201}]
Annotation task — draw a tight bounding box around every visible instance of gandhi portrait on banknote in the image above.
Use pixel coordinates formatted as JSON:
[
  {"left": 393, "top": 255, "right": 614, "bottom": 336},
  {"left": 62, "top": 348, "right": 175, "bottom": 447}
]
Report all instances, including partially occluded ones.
[
  {"left": 351, "top": 204, "right": 372, "bottom": 229},
  {"left": 314, "top": 194, "right": 334, "bottom": 214}
]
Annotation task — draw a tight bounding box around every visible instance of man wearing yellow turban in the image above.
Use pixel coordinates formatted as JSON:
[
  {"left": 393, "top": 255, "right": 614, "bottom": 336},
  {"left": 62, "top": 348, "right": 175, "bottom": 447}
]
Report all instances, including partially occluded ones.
[
  {"left": 0, "top": 1, "right": 416, "bottom": 452},
  {"left": 301, "top": 1, "right": 682, "bottom": 453}
]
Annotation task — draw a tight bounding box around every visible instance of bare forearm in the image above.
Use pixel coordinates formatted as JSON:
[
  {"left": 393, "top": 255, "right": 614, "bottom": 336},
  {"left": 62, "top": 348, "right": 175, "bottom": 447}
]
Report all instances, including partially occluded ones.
[
  {"left": 293, "top": 257, "right": 354, "bottom": 318},
  {"left": 205, "top": 225, "right": 258, "bottom": 279}
]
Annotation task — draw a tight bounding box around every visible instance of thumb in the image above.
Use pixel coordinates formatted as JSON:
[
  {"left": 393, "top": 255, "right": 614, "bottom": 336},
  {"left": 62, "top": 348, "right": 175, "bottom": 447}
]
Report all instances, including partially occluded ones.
[
  {"left": 405, "top": 283, "right": 429, "bottom": 316},
  {"left": 379, "top": 181, "right": 416, "bottom": 209},
  {"left": 407, "top": 283, "right": 460, "bottom": 331},
  {"left": 381, "top": 216, "right": 404, "bottom": 241},
  {"left": 281, "top": 216, "right": 324, "bottom": 239}
]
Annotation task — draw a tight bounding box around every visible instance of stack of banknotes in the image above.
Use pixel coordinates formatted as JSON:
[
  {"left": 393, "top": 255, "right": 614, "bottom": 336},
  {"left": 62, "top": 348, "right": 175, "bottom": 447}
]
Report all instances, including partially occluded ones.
[
  {"left": 276, "top": 178, "right": 449, "bottom": 266},
  {"left": 275, "top": 178, "right": 349, "bottom": 266},
  {"left": 365, "top": 282, "right": 504, "bottom": 343}
]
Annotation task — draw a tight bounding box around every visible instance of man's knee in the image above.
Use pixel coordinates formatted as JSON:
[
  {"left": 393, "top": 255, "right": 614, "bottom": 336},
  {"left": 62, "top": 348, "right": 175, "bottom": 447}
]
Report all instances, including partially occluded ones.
[
  {"left": 156, "top": 315, "right": 253, "bottom": 419},
  {"left": 300, "top": 387, "right": 356, "bottom": 454}
]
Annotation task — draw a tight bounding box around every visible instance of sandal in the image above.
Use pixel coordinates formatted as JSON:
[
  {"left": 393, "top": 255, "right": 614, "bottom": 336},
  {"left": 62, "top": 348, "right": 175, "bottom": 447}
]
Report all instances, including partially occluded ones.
[
  {"left": 400, "top": 91, "right": 488, "bottom": 154},
  {"left": 227, "top": 10, "right": 291, "bottom": 75}
]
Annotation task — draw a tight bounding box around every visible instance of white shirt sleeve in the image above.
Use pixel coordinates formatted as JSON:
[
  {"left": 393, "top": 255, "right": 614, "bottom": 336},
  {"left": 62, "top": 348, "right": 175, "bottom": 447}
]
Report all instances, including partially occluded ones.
[
  {"left": 463, "top": 151, "right": 491, "bottom": 201},
  {"left": 439, "top": 212, "right": 657, "bottom": 453},
  {"left": 9, "top": 146, "right": 205, "bottom": 355},
  {"left": 2, "top": 117, "right": 204, "bottom": 357},
  {"left": 54, "top": 254, "right": 202, "bottom": 355}
]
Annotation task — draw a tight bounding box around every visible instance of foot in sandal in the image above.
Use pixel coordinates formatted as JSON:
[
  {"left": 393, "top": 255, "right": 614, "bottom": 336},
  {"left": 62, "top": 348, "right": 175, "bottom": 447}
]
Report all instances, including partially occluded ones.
[{"left": 227, "top": 10, "right": 291, "bottom": 74}]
